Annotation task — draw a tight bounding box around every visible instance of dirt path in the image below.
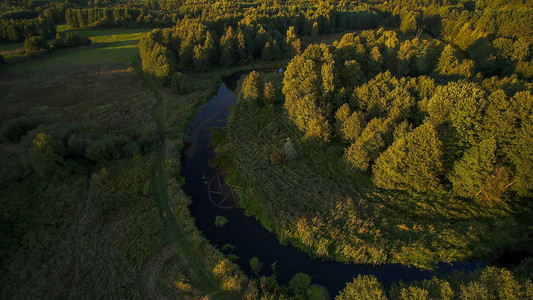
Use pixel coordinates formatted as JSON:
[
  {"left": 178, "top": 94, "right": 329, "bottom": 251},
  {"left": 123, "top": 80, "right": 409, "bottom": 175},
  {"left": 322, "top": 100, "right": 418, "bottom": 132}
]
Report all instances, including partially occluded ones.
[
  {"left": 134, "top": 60, "right": 230, "bottom": 300},
  {"left": 140, "top": 244, "right": 175, "bottom": 300}
]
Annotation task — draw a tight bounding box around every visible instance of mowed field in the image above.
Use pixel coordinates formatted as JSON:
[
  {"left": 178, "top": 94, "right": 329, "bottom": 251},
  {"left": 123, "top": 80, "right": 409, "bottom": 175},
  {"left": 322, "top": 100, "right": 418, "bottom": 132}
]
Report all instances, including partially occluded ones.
[{"left": 0, "top": 26, "right": 151, "bottom": 72}]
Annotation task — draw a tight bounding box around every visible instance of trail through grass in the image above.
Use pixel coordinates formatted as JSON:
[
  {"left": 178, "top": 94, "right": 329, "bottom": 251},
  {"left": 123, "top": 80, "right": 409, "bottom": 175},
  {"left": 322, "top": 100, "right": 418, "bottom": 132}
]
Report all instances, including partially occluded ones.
[{"left": 134, "top": 60, "right": 231, "bottom": 300}]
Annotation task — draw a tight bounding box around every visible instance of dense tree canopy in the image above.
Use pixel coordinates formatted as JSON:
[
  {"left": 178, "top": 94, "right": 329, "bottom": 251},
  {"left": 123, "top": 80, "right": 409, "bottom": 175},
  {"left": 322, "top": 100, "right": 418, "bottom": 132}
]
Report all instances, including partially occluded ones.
[{"left": 280, "top": 26, "right": 532, "bottom": 201}]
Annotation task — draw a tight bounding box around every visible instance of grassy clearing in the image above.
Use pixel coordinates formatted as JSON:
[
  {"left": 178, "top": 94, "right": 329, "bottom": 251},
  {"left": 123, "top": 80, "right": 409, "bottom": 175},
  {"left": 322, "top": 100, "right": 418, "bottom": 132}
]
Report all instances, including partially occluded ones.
[
  {"left": 216, "top": 70, "right": 533, "bottom": 269},
  {"left": 0, "top": 42, "right": 24, "bottom": 52},
  {"left": 75, "top": 27, "right": 152, "bottom": 43},
  {"left": 5, "top": 43, "right": 140, "bottom": 72},
  {"left": 0, "top": 59, "right": 244, "bottom": 298},
  {"left": 1, "top": 27, "right": 149, "bottom": 72}
]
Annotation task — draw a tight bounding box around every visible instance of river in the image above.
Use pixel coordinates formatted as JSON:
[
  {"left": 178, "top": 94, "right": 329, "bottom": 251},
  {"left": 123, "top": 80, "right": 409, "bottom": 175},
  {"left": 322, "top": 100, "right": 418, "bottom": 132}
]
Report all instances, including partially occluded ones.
[{"left": 180, "top": 71, "right": 484, "bottom": 296}]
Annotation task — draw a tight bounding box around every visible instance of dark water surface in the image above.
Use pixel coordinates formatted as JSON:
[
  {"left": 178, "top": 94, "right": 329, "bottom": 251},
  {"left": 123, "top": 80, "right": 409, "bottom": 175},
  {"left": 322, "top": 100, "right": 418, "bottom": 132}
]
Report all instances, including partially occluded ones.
[{"left": 181, "top": 73, "right": 484, "bottom": 296}]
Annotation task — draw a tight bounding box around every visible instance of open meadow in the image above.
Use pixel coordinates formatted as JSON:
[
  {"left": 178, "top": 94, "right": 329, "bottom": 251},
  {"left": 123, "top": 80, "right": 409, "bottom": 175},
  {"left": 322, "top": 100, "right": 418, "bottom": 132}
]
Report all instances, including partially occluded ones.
[{"left": 0, "top": 27, "right": 236, "bottom": 298}]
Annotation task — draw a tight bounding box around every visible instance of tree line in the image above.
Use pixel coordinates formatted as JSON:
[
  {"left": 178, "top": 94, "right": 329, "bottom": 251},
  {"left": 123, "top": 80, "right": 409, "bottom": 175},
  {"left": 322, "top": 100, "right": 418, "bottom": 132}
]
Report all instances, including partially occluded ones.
[
  {"left": 385, "top": 1, "right": 533, "bottom": 78},
  {"left": 337, "top": 265, "right": 532, "bottom": 300},
  {"left": 137, "top": 3, "right": 394, "bottom": 82},
  {"left": 0, "top": 18, "right": 55, "bottom": 42},
  {"left": 65, "top": 7, "right": 178, "bottom": 29},
  {"left": 138, "top": 19, "right": 304, "bottom": 82}
]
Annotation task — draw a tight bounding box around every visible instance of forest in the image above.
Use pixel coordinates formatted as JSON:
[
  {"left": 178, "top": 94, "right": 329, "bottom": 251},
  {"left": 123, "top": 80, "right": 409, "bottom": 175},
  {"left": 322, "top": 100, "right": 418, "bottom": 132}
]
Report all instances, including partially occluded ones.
[{"left": 0, "top": 0, "right": 532, "bottom": 299}]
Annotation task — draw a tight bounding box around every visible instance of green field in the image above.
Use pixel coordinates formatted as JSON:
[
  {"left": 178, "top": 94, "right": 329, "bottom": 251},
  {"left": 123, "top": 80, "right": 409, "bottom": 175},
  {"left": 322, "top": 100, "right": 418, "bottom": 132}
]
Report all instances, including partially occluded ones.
[{"left": 0, "top": 27, "right": 150, "bottom": 72}]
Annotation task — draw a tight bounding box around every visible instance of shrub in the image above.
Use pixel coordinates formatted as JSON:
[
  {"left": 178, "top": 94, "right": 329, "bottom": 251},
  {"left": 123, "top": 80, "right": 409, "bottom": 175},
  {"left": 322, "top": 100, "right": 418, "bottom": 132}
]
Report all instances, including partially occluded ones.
[
  {"left": 54, "top": 32, "right": 91, "bottom": 49},
  {"left": 249, "top": 257, "right": 262, "bottom": 274},
  {"left": 289, "top": 273, "right": 311, "bottom": 295},
  {"left": 29, "top": 132, "right": 66, "bottom": 178},
  {"left": 0, "top": 118, "right": 36, "bottom": 142},
  {"left": 25, "top": 35, "right": 49, "bottom": 54},
  {"left": 171, "top": 72, "right": 193, "bottom": 94},
  {"left": 84, "top": 134, "right": 130, "bottom": 162},
  {"left": 214, "top": 216, "right": 229, "bottom": 227},
  {"left": 269, "top": 149, "right": 284, "bottom": 164},
  {"left": 263, "top": 82, "right": 276, "bottom": 105},
  {"left": 309, "top": 284, "right": 329, "bottom": 300}
]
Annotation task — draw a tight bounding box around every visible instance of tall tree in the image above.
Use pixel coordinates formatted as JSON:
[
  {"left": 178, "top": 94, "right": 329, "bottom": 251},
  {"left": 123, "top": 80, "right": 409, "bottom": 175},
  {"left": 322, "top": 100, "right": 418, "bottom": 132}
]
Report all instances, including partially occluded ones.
[
  {"left": 220, "top": 26, "right": 238, "bottom": 66},
  {"left": 286, "top": 26, "right": 301, "bottom": 57},
  {"left": 400, "top": 11, "right": 418, "bottom": 35},
  {"left": 282, "top": 44, "right": 335, "bottom": 141},
  {"left": 337, "top": 275, "right": 387, "bottom": 300},
  {"left": 241, "top": 71, "right": 263, "bottom": 104},
  {"left": 373, "top": 123, "right": 443, "bottom": 192},
  {"left": 449, "top": 138, "right": 510, "bottom": 205}
]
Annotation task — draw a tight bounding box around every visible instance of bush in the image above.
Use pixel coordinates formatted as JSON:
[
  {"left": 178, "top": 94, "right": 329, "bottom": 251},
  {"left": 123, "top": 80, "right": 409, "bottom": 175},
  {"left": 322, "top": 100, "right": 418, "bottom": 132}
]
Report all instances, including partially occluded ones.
[
  {"left": 171, "top": 72, "right": 193, "bottom": 94},
  {"left": 309, "top": 284, "right": 328, "bottom": 300},
  {"left": 337, "top": 275, "right": 386, "bottom": 300},
  {"left": 269, "top": 149, "right": 284, "bottom": 164},
  {"left": 263, "top": 81, "right": 276, "bottom": 105},
  {"left": 0, "top": 118, "right": 36, "bottom": 142},
  {"left": 29, "top": 132, "right": 66, "bottom": 178},
  {"left": 289, "top": 273, "right": 311, "bottom": 295},
  {"left": 214, "top": 215, "right": 229, "bottom": 227},
  {"left": 84, "top": 134, "right": 130, "bottom": 162},
  {"left": 0, "top": 54, "right": 5, "bottom": 65},
  {"left": 54, "top": 32, "right": 91, "bottom": 49},
  {"left": 25, "top": 35, "right": 49, "bottom": 54},
  {"left": 249, "top": 257, "right": 262, "bottom": 274}
]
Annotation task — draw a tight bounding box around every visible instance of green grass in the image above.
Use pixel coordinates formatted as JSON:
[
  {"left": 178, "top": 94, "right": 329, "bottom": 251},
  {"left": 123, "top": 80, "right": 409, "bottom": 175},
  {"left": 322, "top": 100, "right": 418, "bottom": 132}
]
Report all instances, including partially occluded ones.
[
  {"left": 1, "top": 27, "right": 150, "bottom": 72},
  {"left": 56, "top": 24, "right": 71, "bottom": 32},
  {"left": 216, "top": 71, "right": 533, "bottom": 269},
  {"left": 6, "top": 43, "right": 139, "bottom": 72},
  {"left": 0, "top": 42, "right": 24, "bottom": 52},
  {"left": 135, "top": 60, "right": 239, "bottom": 299},
  {"left": 0, "top": 64, "right": 166, "bottom": 298},
  {"left": 76, "top": 27, "right": 152, "bottom": 43}
]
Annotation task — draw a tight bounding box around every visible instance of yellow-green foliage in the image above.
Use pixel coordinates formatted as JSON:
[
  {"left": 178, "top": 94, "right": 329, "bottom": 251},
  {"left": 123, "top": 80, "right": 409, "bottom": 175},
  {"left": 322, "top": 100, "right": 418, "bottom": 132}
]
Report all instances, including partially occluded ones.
[
  {"left": 242, "top": 71, "right": 264, "bottom": 103},
  {"left": 282, "top": 44, "right": 333, "bottom": 141},
  {"left": 344, "top": 267, "right": 531, "bottom": 300},
  {"left": 220, "top": 62, "right": 533, "bottom": 268},
  {"left": 336, "top": 275, "right": 387, "bottom": 300},
  {"left": 373, "top": 123, "right": 443, "bottom": 192}
]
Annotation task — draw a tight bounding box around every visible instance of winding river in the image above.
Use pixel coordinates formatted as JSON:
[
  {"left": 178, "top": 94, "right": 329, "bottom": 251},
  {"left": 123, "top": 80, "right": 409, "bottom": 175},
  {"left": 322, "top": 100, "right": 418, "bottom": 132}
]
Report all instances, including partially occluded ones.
[{"left": 181, "top": 71, "right": 484, "bottom": 296}]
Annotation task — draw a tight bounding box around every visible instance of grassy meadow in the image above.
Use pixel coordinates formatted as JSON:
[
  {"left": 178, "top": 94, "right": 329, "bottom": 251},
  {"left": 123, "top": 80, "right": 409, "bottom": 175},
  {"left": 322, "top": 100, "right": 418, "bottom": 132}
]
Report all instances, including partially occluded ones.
[
  {"left": 0, "top": 63, "right": 163, "bottom": 298},
  {"left": 0, "top": 26, "right": 150, "bottom": 72},
  {"left": 0, "top": 28, "right": 238, "bottom": 298},
  {"left": 0, "top": 25, "right": 298, "bottom": 297}
]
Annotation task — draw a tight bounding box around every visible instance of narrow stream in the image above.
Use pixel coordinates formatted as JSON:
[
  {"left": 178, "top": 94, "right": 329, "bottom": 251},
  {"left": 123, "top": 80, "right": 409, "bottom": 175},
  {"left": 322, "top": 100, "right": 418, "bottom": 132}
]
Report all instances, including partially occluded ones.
[{"left": 181, "top": 72, "right": 484, "bottom": 296}]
